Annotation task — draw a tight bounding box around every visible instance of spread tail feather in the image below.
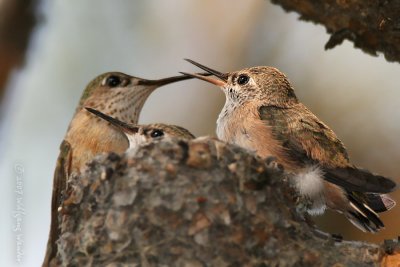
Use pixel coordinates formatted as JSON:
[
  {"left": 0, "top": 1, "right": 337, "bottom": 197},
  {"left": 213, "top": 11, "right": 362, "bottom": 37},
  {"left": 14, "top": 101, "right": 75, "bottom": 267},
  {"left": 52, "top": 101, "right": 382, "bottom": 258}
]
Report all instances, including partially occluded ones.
[
  {"left": 345, "top": 194, "right": 384, "bottom": 233},
  {"left": 365, "top": 193, "right": 396, "bottom": 213}
]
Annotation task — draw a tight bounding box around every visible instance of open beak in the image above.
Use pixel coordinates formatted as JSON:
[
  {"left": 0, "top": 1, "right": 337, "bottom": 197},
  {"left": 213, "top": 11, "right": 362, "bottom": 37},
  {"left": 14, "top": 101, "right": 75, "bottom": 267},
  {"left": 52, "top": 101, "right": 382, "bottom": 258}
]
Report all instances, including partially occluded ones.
[
  {"left": 182, "top": 59, "right": 228, "bottom": 87},
  {"left": 179, "top": 72, "right": 226, "bottom": 87},
  {"left": 85, "top": 107, "right": 139, "bottom": 134},
  {"left": 137, "top": 72, "right": 212, "bottom": 87}
]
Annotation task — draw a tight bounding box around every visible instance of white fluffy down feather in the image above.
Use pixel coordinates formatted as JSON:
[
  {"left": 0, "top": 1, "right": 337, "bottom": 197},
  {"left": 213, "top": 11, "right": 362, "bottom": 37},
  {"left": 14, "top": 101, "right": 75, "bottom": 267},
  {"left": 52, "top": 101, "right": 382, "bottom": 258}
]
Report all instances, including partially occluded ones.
[{"left": 294, "top": 166, "right": 326, "bottom": 215}]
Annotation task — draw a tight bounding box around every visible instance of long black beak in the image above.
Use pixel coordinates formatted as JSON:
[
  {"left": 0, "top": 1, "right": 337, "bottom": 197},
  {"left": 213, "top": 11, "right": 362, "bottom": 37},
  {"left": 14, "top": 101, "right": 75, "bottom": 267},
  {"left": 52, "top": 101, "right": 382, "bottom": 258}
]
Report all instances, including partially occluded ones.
[
  {"left": 85, "top": 107, "right": 139, "bottom": 134},
  {"left": 137, "top": 72, "right": 212, "bottom": 87},
  {"left": 184, "top": 59, "right": 228, "bottom": 82}
]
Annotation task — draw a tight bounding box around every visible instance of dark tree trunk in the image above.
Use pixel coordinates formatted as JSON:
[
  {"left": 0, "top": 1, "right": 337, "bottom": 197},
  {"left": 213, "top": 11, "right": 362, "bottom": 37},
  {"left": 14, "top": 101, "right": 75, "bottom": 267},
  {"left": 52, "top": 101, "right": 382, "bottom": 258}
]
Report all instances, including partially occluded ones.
[
  {"left": 271, "top": 0, "right": 400, "bottom": 63},
  {"left": 0, "top": 0, "right": 37, "bottom": 101},
  {"left": 48, "top": 138, "right": 400, "bottom": 266}
]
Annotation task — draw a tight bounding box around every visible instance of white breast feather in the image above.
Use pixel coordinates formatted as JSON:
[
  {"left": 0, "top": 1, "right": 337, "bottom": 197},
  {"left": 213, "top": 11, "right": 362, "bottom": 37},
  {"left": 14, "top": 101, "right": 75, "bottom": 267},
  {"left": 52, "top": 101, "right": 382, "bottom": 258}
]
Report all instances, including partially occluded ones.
[
  {"left": 294, "top": 166, "right": 326, "bottom": 215},
  {"left": 216, "top": 100, "right": 239, "bottom": 141}
]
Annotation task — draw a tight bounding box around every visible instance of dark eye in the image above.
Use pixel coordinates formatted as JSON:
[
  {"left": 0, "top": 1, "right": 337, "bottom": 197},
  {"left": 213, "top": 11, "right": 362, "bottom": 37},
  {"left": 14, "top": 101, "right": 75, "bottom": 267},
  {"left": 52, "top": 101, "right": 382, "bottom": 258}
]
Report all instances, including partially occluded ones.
[
  {"left": 106, "top": 75, "right": 122, "bottom": 87},
  {"left": 150, "top": 129, "right": 164, "bottom": 138},
  {"left": 237, "top": 74, "right": 249, "bottom": 85}
]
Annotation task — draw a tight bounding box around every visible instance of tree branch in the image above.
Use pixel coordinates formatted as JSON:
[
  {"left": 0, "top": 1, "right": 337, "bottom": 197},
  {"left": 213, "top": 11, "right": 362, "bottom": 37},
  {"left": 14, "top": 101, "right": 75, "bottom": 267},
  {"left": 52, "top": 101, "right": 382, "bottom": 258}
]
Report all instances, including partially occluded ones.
[
  {"left": 50, "top": 138, "right": 400, "bottom": 266},
  {"left": 271, "top": 0, "right": 400, "bottom": 63},
  {"left": 0, "top": 0, "right": 37, "bottom": 99}
]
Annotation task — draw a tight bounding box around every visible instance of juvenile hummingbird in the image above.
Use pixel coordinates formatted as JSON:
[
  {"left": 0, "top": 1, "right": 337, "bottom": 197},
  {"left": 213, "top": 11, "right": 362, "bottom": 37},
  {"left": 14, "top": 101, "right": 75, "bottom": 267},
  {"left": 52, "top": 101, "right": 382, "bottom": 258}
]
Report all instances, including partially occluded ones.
[
  {"left": 182, "top": 59, "right": 397, "bottom": 233},
  {"left": 85, "top": 107, "right": 195, "bottom": 146},
  {"left": 43, "top": 72, "right": 195, "bottom": 266}
]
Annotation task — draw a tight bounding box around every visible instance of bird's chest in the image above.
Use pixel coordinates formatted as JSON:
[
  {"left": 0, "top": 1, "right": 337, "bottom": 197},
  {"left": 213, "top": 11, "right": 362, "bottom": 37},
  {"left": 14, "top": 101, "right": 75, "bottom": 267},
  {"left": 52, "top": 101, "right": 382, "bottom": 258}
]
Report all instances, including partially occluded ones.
[
  {"left": 217, "top": 104, "right": 276, "bottom": 158},
  {"left": 217, "top": 109, "right": 250, "bottom": 149}
]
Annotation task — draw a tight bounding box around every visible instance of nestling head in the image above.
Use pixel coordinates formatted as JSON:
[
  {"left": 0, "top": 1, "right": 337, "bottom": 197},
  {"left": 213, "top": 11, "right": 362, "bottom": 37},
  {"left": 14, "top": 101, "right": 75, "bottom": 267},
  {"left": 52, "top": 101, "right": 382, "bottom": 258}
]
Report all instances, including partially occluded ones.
[
  {"left": 183, "top": 59, "right": 299, "bottom": 108},
  {"left": 85, "top": 107, "right": 195, "bottom": 149}
]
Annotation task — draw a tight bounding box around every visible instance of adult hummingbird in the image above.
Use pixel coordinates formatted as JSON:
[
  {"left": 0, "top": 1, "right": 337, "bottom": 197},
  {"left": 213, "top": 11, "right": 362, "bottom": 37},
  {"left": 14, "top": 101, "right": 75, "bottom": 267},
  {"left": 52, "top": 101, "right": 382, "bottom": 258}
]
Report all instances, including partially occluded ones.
[
  {"left": 85, "top": 107, "right": 195, "bottom": 145},
  {"left": 43, "top": 72, "right": 196, "bottom": 266},
  {"left": 182, "top": 59, "right": 397, "bottom": 233}
]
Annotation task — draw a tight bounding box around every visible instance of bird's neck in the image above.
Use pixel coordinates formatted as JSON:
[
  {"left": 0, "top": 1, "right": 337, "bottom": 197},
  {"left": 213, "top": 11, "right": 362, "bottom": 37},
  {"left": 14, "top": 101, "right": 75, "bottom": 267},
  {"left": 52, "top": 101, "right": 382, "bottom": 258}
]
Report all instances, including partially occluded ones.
[
  {"left": 64, "top": 88, "right": 157, "bottom": 173},
  {"left": 83, "top": 87, "right": 155, "bottom": 124},
  {"left": 65, "top": 111, "right": 128, "bottom": 172},
  {"left": 216, "top": 99, "right": 255, "bottom": 141},
  {"left": 217, "top": 99, "right": 240, "bottom": 139},
  {"left": 126, "top": 133, "right": 147, "bottom": 149}
]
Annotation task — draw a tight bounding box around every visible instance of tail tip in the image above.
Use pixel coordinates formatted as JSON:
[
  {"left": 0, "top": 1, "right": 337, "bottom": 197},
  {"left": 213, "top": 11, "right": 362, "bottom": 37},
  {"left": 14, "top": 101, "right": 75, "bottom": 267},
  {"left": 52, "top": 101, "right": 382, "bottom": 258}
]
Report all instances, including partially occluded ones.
[{"left": 381, "top": 194, "right": 396, "bottom": 211}]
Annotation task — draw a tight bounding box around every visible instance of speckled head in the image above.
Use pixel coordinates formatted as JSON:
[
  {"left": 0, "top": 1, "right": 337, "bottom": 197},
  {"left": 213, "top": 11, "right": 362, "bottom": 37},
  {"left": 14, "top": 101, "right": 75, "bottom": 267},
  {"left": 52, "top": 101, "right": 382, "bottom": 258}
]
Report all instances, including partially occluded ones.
[
  {"left": 183, "top": 59, "right": 299, "bottom": 108},
  {"left": 139, "top": 123, "right": 196, "bottom": 140},
  {"left": 79, "top": 71, "right": 195, "bottom": 124},
  {"left": 125, "top": 123, "right": 195, "bottom": 149}
]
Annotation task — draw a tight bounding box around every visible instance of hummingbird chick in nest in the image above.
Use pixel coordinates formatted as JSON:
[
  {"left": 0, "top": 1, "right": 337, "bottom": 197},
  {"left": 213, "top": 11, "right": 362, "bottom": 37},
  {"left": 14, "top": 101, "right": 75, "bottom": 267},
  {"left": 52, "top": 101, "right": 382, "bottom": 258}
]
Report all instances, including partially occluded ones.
[
  {"left": 85, "top": 107, "right": 195, "bottom": 147},
  {"left": 182, "top": 59, "right": 397, "bottom": 233}
]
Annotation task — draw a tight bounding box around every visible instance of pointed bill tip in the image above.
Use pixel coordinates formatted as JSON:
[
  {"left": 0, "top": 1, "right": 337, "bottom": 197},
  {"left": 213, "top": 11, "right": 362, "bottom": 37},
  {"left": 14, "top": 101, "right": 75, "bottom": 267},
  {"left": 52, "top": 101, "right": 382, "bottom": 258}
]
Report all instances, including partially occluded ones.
[
  {"left": 137, "top": 70, "right": 213, "bottom": 87},
  {"left": 179, "top": 72, "right": 226, "bottom": 87},
  {"left": 184, "top": 58, "right": 228, "bottom": 81},
  {"left": 85, "top": 107, "right": 138, "bottom": 134},
  {"left": 184, "top": 58, "right": 197, "bottom": 65},
  {"left": 137, "top": 74, "right": 193, "bottom": 87},
  {"left": 85, "top": 107, "right": 102, "bottom": 117},
  {"left": 179, "top": 71, "right": 192, "bottom": 76}
]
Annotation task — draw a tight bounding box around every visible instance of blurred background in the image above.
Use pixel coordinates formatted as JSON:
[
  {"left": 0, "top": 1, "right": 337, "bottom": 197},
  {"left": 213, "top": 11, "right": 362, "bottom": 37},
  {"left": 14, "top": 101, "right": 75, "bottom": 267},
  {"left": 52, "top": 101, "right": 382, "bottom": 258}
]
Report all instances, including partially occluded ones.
[{"left": 1, "top": 0, "right": 399, "bottom": 266}]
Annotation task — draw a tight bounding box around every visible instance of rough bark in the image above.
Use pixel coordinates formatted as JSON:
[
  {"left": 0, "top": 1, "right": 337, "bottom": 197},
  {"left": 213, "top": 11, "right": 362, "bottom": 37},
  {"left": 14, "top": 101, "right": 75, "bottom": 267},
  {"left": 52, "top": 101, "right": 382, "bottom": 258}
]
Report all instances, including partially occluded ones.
[
  {"left": 271, "top": 0, "right": 400, "bottom": 63},
  {"left": 51, "top": 138, "right": 400, "bottom": 266}
]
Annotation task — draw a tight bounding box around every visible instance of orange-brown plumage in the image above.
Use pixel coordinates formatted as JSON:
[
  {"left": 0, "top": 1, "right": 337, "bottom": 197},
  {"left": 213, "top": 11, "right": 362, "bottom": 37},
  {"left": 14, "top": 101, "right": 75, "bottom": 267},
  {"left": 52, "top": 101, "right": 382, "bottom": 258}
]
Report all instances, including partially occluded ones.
[
  {"left": 184, "top": 59, "right": 397, "bottom": 233},
  {"left": 43, "top": 71, "right": 195, "bottom": 267},
  {"left": 216, "top": 100, "right": 296, "bottom": 170}
]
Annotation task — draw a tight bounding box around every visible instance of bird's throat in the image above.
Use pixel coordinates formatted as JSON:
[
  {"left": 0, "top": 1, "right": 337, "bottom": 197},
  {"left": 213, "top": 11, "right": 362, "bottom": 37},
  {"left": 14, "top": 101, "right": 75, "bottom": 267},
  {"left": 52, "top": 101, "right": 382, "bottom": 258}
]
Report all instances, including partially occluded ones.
[{"left": 65, "top": 112, "right": 128, "bottom": 173}]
